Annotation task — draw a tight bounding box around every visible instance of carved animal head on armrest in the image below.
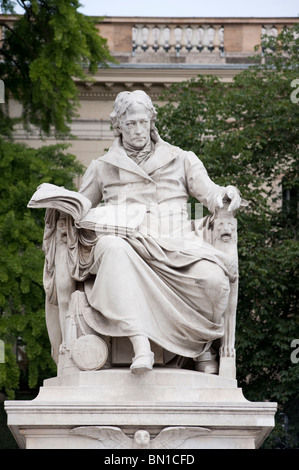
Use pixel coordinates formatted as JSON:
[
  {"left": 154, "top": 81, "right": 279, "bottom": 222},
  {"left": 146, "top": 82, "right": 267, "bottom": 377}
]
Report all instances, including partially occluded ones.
[
  {"left": 213, "top": 214, "right": 237, "bottom": 247},
  {"left": 210, "top": 198, "right": 238, "bottom": 249},
  {"left": 209, "top": 196, "right": 248, "bottom": 249}
]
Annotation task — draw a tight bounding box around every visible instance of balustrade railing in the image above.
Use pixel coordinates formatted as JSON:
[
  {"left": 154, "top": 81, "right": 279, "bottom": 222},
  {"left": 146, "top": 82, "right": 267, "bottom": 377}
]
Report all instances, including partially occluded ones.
[
  {"left": 261, "top": 24, "right": 278, "bottom": 53},
  {"left": 261, "top": 24, "right": 278, "bottom": 38},
  {"left": 132, "top": 24, "right": 224, "bottom": 56}
]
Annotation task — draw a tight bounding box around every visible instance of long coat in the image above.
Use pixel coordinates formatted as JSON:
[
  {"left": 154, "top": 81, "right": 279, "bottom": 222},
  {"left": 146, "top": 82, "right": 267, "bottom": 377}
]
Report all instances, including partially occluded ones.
[{"left": 71, "top": 137, "right": 237, "bottom": 359}]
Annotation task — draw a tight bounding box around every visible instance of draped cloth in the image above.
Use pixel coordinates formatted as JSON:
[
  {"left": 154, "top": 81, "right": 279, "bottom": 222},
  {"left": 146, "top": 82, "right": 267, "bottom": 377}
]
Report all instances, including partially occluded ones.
[{"left": 43, "top": 137, "right": 239, "bottom": 363}]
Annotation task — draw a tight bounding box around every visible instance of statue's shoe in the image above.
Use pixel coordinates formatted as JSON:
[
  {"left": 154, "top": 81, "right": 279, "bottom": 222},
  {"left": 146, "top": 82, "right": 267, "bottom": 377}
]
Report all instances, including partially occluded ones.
[
  {"left": 130, "top": 352, "right": 154, "bottom": 374},
  {"left": 195, "top": 359, "right": 219, "bottom": 374}
]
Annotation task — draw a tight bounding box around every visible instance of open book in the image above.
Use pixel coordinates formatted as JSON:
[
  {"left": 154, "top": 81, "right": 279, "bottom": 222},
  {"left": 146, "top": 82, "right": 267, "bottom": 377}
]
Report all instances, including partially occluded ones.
[{"left": 28, "top": 183, "right": 146, "bottom": 236}]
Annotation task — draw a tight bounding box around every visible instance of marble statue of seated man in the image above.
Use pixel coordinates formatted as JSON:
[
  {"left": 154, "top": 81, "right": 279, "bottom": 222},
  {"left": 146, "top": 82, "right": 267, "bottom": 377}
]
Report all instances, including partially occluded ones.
[{"left": 41, "top": 90, "right": 245, "bottom": 376}]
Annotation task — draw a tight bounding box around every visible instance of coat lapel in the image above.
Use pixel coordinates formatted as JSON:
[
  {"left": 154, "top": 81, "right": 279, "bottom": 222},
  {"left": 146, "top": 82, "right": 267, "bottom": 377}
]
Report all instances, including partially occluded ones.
[
  {"left": 99, "top": 137, "right": 180, "bottom": 181},
  {"left": 141, "top": 139, "right": 180, "bottom": 175},
  {"left": 100, "top": 138, "right": 152, "bottom": 181}
]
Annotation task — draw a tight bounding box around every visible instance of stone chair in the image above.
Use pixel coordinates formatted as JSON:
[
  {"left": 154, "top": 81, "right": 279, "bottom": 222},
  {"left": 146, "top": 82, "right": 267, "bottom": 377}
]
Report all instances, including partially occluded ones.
[{"left": 46, "top": 198, "right": 239, "bottom": 380}]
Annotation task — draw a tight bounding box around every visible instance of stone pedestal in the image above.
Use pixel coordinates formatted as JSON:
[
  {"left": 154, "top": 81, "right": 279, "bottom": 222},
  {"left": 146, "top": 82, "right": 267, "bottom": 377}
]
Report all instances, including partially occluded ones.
[{"left": 5, "top": 369, "right": 277, "bottom": 449}]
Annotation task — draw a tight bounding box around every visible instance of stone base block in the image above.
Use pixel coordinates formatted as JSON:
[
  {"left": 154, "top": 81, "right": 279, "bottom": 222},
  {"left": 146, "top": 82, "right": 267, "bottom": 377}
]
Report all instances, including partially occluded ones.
[{"left": 5, "top": 369, "right": 277, "bottom": 449}]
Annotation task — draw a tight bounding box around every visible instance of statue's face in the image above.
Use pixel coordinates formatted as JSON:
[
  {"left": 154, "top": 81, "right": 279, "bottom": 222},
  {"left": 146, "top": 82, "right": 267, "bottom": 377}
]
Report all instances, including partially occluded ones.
[{"left": 119, "top": 103, "right": 151, "bottom": 149}]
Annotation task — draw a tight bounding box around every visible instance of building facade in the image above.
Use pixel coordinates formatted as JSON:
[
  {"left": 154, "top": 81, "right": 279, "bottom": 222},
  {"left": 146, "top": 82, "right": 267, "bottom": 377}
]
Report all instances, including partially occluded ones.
[{"left": 2, "top": 16, "right": 298, "bottom": 168}]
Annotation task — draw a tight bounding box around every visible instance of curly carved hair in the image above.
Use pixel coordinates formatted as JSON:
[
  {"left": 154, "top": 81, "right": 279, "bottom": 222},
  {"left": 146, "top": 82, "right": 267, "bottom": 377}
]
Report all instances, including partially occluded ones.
[{"left": 110, "top": 90, "right": 157, "bottom": 137}]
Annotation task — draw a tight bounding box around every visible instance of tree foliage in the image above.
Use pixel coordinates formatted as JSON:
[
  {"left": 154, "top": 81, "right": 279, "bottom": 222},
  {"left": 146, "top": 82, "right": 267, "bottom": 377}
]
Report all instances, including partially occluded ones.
[
  {"left": 0, "top": 1, "right": 114, "bottom": 400},
  {"left": 0, "top": 0, "right": 114, "bottom": 136},
  {"left": 0, "top": 138, "right": 83, "bottom": 398},
  {"left": 0, "top": 1, "right": 117, "bottom": 409},
  {"left": 157, "top": 25, "right": 299, "bottom": 447}
]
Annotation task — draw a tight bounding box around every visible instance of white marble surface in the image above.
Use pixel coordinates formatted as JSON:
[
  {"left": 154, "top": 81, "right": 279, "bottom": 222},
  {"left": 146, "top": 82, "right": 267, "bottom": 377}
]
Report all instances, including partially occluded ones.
[
  {"left": 28, "top": 90, "right": 245, "bottom": 377},
  {"left": 5, "top": 369, "right": 277, "bottom": 449}
]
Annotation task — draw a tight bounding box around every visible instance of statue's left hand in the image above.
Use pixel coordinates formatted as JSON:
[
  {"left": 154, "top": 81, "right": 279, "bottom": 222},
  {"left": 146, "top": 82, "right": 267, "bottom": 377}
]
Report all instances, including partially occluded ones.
[
  {"left": 225, "top": 186, "right": 241, "bottom": 212},
  {"left": 216, "top": 186, "right": 241, "bottom": 212}
]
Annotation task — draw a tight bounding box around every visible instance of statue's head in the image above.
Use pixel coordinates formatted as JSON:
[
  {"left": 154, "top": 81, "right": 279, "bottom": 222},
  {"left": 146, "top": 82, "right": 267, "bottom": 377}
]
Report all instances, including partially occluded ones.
[{"left": 110, "top": 90, "right": 158, "bottom": 148}]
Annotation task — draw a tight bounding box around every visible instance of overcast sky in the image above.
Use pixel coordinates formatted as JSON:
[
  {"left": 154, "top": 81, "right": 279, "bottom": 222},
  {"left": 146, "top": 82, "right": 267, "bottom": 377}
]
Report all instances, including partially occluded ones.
[
  {"left": 6, "top": 0, "right": 299, "bottom": 17},
  {"left": 77, "top": 0, "right": 299, "bottom": 18}
]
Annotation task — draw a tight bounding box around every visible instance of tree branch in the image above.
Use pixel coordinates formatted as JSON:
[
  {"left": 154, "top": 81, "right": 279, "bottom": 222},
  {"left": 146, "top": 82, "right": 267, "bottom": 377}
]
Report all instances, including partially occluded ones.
[
  {"left": 0, "top": 20, "right": 37, "bottom": 58},
  {"left": 15, "top": 0, "right": 31, "bottom": 15}
]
